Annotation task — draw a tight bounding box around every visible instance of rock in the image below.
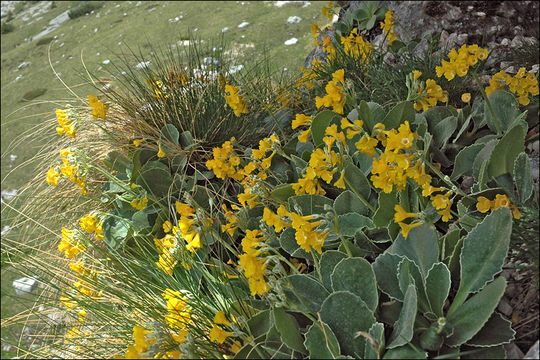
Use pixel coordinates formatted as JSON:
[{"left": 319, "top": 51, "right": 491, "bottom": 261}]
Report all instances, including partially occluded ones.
[
  {"left": 14, "top": 75, "right": 22, "bottom": 82},
  {"left": 135, "top": 61, "right": 150, "bottom": 69},
  {"left": 221, "top": 27, "right": 229, "bottom": 33},
  {"left": 525, "top": 340, "right": 539, "bottom": 359},
  {"left": 497, "top": 297, "right": 513, "bottom": 316},
  {"left": 102, "top": 59, "right": 110, "bottom": 65},
  {"left": 1, "top": 189, "right": 18, "bottom": 201},
  {"left": 456, "top": 33, "right": 468, "bottom": 46},
  {"left": 17, "top": 61, "right": 31, "bottom": 70},
  {"left": 505, "top": 343, "right": 525, "bottom": 359},
  {"left": 287, "top": 16, "right": 302, "bottom": 24},
  {"left": 284, "top": 37, "right": 298, "bottom": 45},
  {"left": 12, "top": 277, "right": 38, "bottom": 295},
  {"left": 500, "top": 38, "right": 511, "bottom": 46},
  {"left": 237, "top": 21, "right": 249, "bottom": 28}
]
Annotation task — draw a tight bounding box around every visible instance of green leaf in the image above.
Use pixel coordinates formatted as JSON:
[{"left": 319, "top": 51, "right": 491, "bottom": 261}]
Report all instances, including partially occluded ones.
[
  {"left": 447, "top": 277, "right": 507, "bottom": 346},
  {"left": 514, "top": 152, "right": 534, "bottom": 202},
  {"left": 104, "top": 151, "right": 131, "bottom": 173},
  {"left": 484, "top": 90, "right": 521, "bottom": 133},
  {"left": 320, "top": 291, "right": 376, "bottom": 356},
  {"left": 331, "top": 258, "right": 379, "bottom": 312},
  {"left": 131, "top": 210, "right": 151, "bottom": 232},
  {"left": 304, "top": 322, "right": 341, "bottom": 359},
  {"left": 373, "top": 252, "right": 404, "bottom": 300},
  {"left": 472, "top": 139, "right": 497, "bottom": 183},
  {"left": 179, "top": 130, "right": 195, "bottom": 149},
  {"left": 247, "top": 309, "right": 273, "bottom": 338},
  {"left": 397, "top": 257, "right": 430, "bottom": 313},
  {"left": 368, "top": 102, "right": 386, "bottom": 127},
  {"left": 191, "top": 184, "right": 211, "bottom": 210},
  {"left": 382, "top": 345, "right": 427, "bottom": 359},
  {"left": 269, "top": 184, "right": 295, "bottom": 205},
  {"left": 431, "top": 116, "right": 457, "bottom": 148},
  {"left": 373, "top": 192, "right": 398, "bottom": 227},
  {"left": 233, "top": 334, "right": 267, "bottom": 359},
  {"left": 288, "top": 194, "right": 333, "bottom": 215},
  {"left": 160, "top": 124, "right": 179, "bottom": 145},
  {"left": 466, "top": 312, "right": 515, "bottom": 347},
  {"left": 319, "top": 250, "right": 348, "bottom": 291},
  {"left": 451, "top": 143, "right": 485, "bottom": 180},
  {"left": 383, "top": 101, "right": 415, "bottom": 130},
  {"left": 136, "top": 161, "right": 172, "bottom": 198},
  {"left": 425, "top": 263, "right": 451, "bottom": 317},
  {"left": 280, "top": 227, "right": 312, "bottom": 260},
  {"left": 488, "top": 124, "right": 525, "bottom": 178},
  {"left": 363, "top": 322, "right": 385, "bottom": 360},
  {"left": 286, "top": 274, "right": 329, "bottom": 313},
  {"left": 358, "top": 100, "right": 374, "bottom": 132},
  {"left": 453, "top": 208, "right": 512, "bottom": 307},
  {"left": 102, "top": 215, "right": 130, "bottom": 250},
  {"left": 365, "top": 15, "right": 376, "bottom": 30},
  {"left": 311, "top": 110, "right": 337, "bottom": 148},
  {"left": 343, "top": 162, "right": 371, "bottom": 201},
  {"left": 334, "top": 190, "right": 370, "bottom": 216},
  {"left": 337, "top": 213, "right": 374, "bottom": 236},
  {"left": 387, "top": 284, "right": 417, "bottom": 349},
  {"left": 460, "top": 345, "right": 506, "bottom": 359},
  {"left": 273, "top": 307, "right": 307, "bottom": 353},
  {"left": 389, "top": 224, "right": 438, "bottom": 280}
]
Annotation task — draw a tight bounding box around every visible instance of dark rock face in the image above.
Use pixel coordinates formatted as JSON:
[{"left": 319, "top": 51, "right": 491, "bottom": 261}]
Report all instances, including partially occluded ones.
[{"left": 303, "top": 1, "right": 539, "bottom": 73}]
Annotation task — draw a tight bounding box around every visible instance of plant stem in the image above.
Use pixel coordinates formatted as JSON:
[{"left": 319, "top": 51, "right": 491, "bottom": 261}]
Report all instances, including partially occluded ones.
[{"left": 472, "top": 71, "right": 502, "bottom": 136}]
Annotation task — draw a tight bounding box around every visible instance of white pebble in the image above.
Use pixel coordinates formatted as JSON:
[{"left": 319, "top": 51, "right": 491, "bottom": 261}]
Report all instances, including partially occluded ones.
[
  {"left": 135, "top": 61, "right": 151, "bottom": 69},
  {"left": 102, "top": 59, "right": 111, "bottom": 65},
  {"left": 238, "top": 21, "right": 249, "bottom": 28},
  {"left": 287, "top": 16, "right": 302, "bottom": 24},
  {"left": 221, "top": 27, "right": 229, "bottom": 33},
  {"left": 284, "top": 37, "right": 298, "bottom": 45}
]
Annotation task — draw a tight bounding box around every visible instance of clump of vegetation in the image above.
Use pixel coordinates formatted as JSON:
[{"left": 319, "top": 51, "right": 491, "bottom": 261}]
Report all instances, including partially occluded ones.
[
  {"left": 67, "top": 1, "right": 103, "bottom": 20},
  {"left": 1, "top": 22, "right": 15, "bottom": 34},
  {"left": 36, "top": 36, "right": 54, "bottom": 46},
  {"left": 21, "top": 88, "right": 47, "bottom": 101}
]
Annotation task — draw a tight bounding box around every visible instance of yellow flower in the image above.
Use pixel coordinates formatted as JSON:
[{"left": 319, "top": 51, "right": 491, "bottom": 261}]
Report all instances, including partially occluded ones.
[
  {"left": 492, "top": 194, "right": 510, "bottom": 209},
  {"left": 298, "top": 129, "right": 311, "bottom": 143},
  {"left": 157, "top": 145, "right": 166, "bottom": 158},
  {"left": 510, "top": 204, "right": 521, "bottom": 220},
  {"left": 163, "top": 220, "right": 173, "bottom": 233},
  {"left": 225, "top": 84, "right": 248, "bottom": 117},
  {"left": 476, "top": 196, "right": 493, "bottom": 213},
  {"left": 413, "top": 70, "right": 422, "bottom": 81},
  {"left": 46, "top": 168, "right": 61, "bottom": 186},
  {"left": 398, "top": 221, "right": 423, "bottom": 239},
  {"left": 431, "top": 192, "right": 452, "bottom": 210},
  {"left": 209, "top": 325, "right": 233, "bottom": 344},
  {"left": 130, "top": 194, "right": 148, "bottom": 210},
  {"left": 438, "top": 205, "right": 453, "bottom": 222},
  {"left": 214, "top": 310, "right": 231, "bottom": 327},
  {"left": 89, "top": 94, "right": 108, "bottom": 120},
  {"left": 292, "top": 114, "right": 312, "bottom": 129},
  {"left": 461, "top": 93, "right": 471, "bottom": 103},
  {"left": 355, "top": 136, "right": 378, "bottom": 156},
  {"left": 133, "top": 139, "right": 145, "bottom": 147},
  {"left": 80, "top": 214, "right": 98, "bottom": 233},
  {"left": 334, "top": 170, "right": 346, "bottom": 189},
  {"left": 394, "top": 205, "right": 418, "bottom": 223}
]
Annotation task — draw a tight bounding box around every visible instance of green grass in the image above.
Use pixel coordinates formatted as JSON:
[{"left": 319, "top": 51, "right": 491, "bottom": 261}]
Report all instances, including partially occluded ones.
[{"left": 0, "top": 1, "right": 332, "bottom": 357}]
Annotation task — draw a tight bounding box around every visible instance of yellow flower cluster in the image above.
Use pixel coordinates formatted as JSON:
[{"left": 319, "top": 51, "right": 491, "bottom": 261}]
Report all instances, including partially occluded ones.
[
  {"left": 263, "top": 205, "right": 328, "bottom": 254},
  {"left": 379, "top": 9, "right": 397, "bottom": 45},
  {"left": 221, "top": 203, "right": 240, "bottom": 236},
  {"left": 435, "top": 44, "right": 489, "bottom": 81},
  {"left": 292, "top": 147, "right": 342, "bottom": 196},
  {"left": 155, "top": 232, "right": 179, "bottom": 276},
  {"left": 88, "top": 94, "right": 108, "bottom": 120},
  {"left": 238, "top": 230, "right": 270, "bottom": 296},
  {"left": 79, "top": 214, "right": 103, "bottom": 241},
  {"left": 295, "top": 58, "right": 322, "bottom": 90},
  {"left": 340, "top": 28, "right": 374, "bottom": 62},
  {"left": 292, "top": 114, "right": 313, "bottom": 143},
  {"left": 130, "top": 189, "right": 148, "bottom": 210},
  {"left": 485, "top": 68, "right": 539, "bottom": 105},
  {"left": 413, "top": 72, "right": 448, "bottom": 112},
  {"left": 70, "top": 259, "right": 102, "bottom": 298},
  {"left": 315, "top": 69, "right": 346, "bottom": 114},
  {"left": 58, "top": 227, "right": 86, "bottom": 258},
  {"left": 476, "top": 194, "right": 520, "bottom": 219},
  {"left": 206, "top": 138, "right": 244, "bottom": 181},
  {"left": 124, "top": 326, "right": 158, "bottom": 359},
  {"left": 163, "top": 288, "right": 192, "bottom": 330},
  {"left": 393, "top": 205, "right": 422, "bottom": 239},
  {"left": 56, "top": 109, "right": 76, "bottom": 137},
  {"left": 48, "top": 148, "right": 88, "bottom": 194},
  {"left": 321, "top": 1, "right": 335, "bottom": 20},
  {"left": 146, "top": 77, "right": 170, "bottom": 101},
  {"left": 224, "top": 84, "right": 248, "bottom": 117},
  {"left": 175, "top": 201, "right": 203, "bottom": 253}
]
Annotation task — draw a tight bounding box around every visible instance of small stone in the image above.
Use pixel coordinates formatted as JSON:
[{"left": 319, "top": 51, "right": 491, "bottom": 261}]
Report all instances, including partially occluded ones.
[
  {"left": 135, "top": 61, "right": 150, "bottom": 69},
  {"left": 221, "top": 27, "right": 229, "bottom": 33},
  {"left": 284, "top": 37, "right": 298, "bottom": 45},
  {"left": 102, "top": 59, "right": 111, "bottom": 65},
  {"left": 456, "top": 33, "right": 468, "bottom": 45},
  {"left": 2, "top": 344, "right": 14, "bottom": 353},
  {"left": 94, "top": 27, "right": 98, "bottom": 33},
  {"left": 504, "top": 66, "right": 516, "bottom": 74},
  {"left": 525, "top": 340, "right": 539, "bottom": 359},
  {"left": 287, "top": 16, "right": 302, "bottom": 24},
  {"left": 14, "top": 75, "right": 23, "bottom": 82},
  {"left": 59, "top": 42, "right": 64, "bottom": 47},
  {"left": 238, "top": 21, "right": 249, "bottom": 28},
  {"left": 17, "top": 62, "right": 31, "bottom": 70},
  {"left": 500, "top": 38, "right": 511, "bottom": 46},
  {"left": 1, "top": 225, "right": 11, "bottom": 235},
  {"left": 474, "top": 11, "right": 486, "bottom": 17},
  {"left": 13, "top": 277, "right": 38, "bottom": 295},
  {"left": 497, "top": 297, "right": 513, "bottom": 316},
  {"left": 530, "top": 64, "right": 539, "bottom": 74},
  {"left": 505, "top": 343, "right": 524, "bottom": 359},
  {"left": 96, "top": 52, "right": 100, "bottom": 56},
  {"left": 123, "top": 12, "right": 127, "bottom": 17}
]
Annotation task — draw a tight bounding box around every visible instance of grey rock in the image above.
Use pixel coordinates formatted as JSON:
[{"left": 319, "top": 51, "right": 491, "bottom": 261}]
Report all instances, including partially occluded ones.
[
  {"left": 17, "top": 61, "right": 31, "bottom": 70},
  {"left": 525, "top": 340, "right": 539, "bottom": 359},
  {"left": 13, "top": 277, "right": 38, "bottom": 295},
  {"left": 501, "top": 38, "right": 511, "bottom": 46},
  {"left": 505, "top": 343, "right": 525, "bottom": 359},
  {"left": 497, "top": 297, "right": 513, "bottom": 316}
]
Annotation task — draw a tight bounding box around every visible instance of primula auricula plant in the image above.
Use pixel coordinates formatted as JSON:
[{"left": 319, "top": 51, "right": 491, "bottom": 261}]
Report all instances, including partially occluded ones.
[{"left": 12, "top": 2, "right": 539, "bottom": 359}]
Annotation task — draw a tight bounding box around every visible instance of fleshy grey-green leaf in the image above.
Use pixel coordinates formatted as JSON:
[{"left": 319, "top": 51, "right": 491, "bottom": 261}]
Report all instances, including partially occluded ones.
[
  {"left": 331, "top": 257, "right": 379, "bottom": 312},
  {"left": 387, "top": 284, "right": 417, "bottom": 349}
]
